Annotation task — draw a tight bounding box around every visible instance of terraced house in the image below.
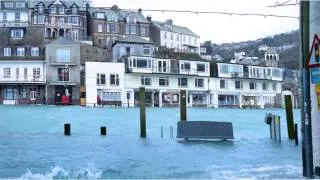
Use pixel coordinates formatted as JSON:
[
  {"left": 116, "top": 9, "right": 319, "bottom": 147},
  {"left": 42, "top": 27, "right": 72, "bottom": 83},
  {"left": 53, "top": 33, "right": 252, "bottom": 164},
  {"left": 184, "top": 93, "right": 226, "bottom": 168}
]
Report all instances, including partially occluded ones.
[
  {"left": 87, "top": 5, "right": 150, "bottom": 52},
  {"left": 30, "top": 0, "right": 88, "bottom": 41}
]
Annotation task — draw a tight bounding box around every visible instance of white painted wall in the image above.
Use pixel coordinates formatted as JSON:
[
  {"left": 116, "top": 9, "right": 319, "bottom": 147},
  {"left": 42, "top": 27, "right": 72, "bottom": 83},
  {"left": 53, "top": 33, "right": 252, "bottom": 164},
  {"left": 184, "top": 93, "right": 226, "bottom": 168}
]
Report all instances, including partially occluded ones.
[
  {"left": 0, "top": 61, "right": 46, "bottom": 83},
  {"left": 85, "top": 62, "right": 125, "bottom": 106},
  {"left": 179, "top": 60, "right": 210, "bottom": 77}
]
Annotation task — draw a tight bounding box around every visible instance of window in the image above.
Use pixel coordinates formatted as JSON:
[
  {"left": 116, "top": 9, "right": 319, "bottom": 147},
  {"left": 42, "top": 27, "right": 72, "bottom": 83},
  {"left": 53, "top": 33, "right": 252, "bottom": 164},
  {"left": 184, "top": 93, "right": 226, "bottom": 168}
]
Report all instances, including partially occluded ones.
[
  {"left": 31, "top": 47, "right": 39, "bottom": 56},
  {"left": 127, "top": 16, "right": 136, "bottom": 23},
  {"left": 141, "top": 76, "right": 151, "bottom": 86},
  {"left": 38, "top": 5, "right": 43, "bottom": 13},
  {"left": 51, "top": 6, "right": 56, "bottom": 13},
  {"left": 72, "top": 7, "right": 78, "bottom": 14},
  {"left": 141, "top": 26, "right": 146, "bottom": 37},
  {"left": 59, "top": 7, "right": 65, "bottom": 14},
  {"left": 235, "top": 81, "right": 243, "bottom": 90},
  {"left": 24, "top": 68, "right": 27, "bottom": 80},
  {"left": 71, "top": 30, "right": 79, "bottom": 40},
  {"left": 4, "top": 48, "right": 11, "bottom": 56},
  {"left": 178, "top": 78, "right": 188, "bottom": 87},
  {"left": 33, "top": 68, "right": 40, "bottom": 78},
  {"left": 197, "top": 64, "right": 206, "bottom": 72},
  {"left": 108, "top": 14, "right": 115, "bottom": 21},
  {"left": 58, "top": 18, "right": 64, "bottom": 25},
  {"left": 11, "top": 29, "right": 24, "bottom": 38},
  {"left": 98, "top": 24, "right": 103, "bottom": 33},
  {"left": 110, "top": 23, "right": 116, "bottom": 33},
  {"left": 195, "top": 78, "right": 204, "bottom": 88},
  {"left": 262, "top": 82, "right": 268, "bottom": 91},
  {"left": 136, "top": 59, "right": 149, "bottom": 68},
  {"left": 3, "top": 68, "right": 10, "bottom": 78},
  {"left": 56, "top": 48, "right": 71, "bottom": 62},
  {"left": 164, "top": 32, "right": 167, "bottom": 39},
  {"left": 17, "top": 47, "right": 25, "bottom": 56},
  {"left": 110, "top": 74, "right": 120, "bottom": 85},
  {"left": 96, "top": 74, "right": 106, "bottom": 85},
  {"left": 171, "top": 33, "right": 173, "bottom": 40},
  {"left": 16, "top": 2, "right": 25, "bottom": 8},
  {"left": 37, "top": 15, "right": 45, "bottom": 24},
  {"left": 126, "top": 25, "right": 130, "bottom": 34},
  {"left": 220, "top": 79, "right": 228, "bottom": 89},
  {"left": 125, "top": 25, "right": 136, "bottom": 35},
  {"left": 71, "top": 17, "right": 78, "bottom": 25},
  {"left": 58, "top": 68, "right": 69, "bottom": 81},
  {"left": 5, "top": 2, "right": 13, "bottom": 8},
  {"left": 16, "top": 68, "right": 19, "bottom": 79},
  {"left": 159, "top": 77, "right": 169, "bottom": 86},
  {"left": 177, "top": 34, "right": 179, "bottom": 41},
  {"left": 3, "top": 12, "right": 7, "bottom": 21},
  {"left": 97, "top": 12, "right": 104, "bottom": 19},
  {"left": 158, "top": 60, "right": 168, "bottom": 72},
  {"left": 15, "top": 12, "right": 20, "bottom": 21},
  {"left": 143, "top": 46, "right": 151, "bottom": 56},
  {"left": 181, "top": 62, "right": 190, "bottom": 71},
  {"left": 272, "top": 69, "right": 281, "bottom": 77},
  {"left": 249, "top": 82, "right": 256, "bottom": 90},
  {"left": 221, "top": 64, "right": 229, "bottom": 73},
  {"left": 273, "top": 83, "right": 277, "bottom": 91}
]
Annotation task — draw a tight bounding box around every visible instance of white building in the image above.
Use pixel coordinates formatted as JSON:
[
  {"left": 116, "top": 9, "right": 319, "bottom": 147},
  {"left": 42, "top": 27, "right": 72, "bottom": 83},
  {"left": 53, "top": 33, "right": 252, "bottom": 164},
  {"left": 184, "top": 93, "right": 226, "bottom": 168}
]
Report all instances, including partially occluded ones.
[
  {"left": 0, "top": 61, "right": 46, "bottom": 104},
  {"left": 149, "top": 19, "right": 200, "bottom": 54}
]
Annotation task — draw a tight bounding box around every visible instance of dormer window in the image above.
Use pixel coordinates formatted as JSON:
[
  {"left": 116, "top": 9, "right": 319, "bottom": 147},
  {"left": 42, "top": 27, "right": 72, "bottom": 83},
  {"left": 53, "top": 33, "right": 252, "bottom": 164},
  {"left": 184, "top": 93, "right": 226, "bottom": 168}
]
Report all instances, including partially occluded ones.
[
  {"left": 97, "top": 12, "right": 105, "bottom": 19},
  {"left": 127, "top": 16, "right": 136, "bottom": 23},
  {"left": 108, "top": 14, "right": 115, "bottom": 21},
  {"left": 16, "top": 2, "right": 25, "bottom": 8},
  {"left": 59, "top": 7, "right": 64, "bottom": 14},
  {"left": 72, "top": 7, "right": 78, "bottom": 14},
  {"left": 51, "top": 6, "right": 56, "bottom": 13},
  {"left": 5, "top": 2, "right": 13, "bottom": 8},
  {"left": 38, "top": 5, "right": 44, "bottom": 13},
  {"left": 11, "top": 29, "right": 24, "bottom": 38}
]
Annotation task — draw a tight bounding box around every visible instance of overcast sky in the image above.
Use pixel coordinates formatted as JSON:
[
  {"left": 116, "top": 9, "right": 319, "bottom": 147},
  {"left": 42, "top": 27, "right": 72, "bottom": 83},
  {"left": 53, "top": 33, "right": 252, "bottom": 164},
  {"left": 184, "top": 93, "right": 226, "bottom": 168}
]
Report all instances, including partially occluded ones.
[{"left": 92, "top": 0, "right": 299, "bottom": 44}]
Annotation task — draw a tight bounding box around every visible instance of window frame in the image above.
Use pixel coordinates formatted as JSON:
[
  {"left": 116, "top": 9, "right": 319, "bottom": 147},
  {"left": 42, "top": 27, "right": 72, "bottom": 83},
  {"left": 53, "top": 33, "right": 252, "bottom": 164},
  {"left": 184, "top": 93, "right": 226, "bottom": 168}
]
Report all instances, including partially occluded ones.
[
  {"left": 195, "top": 78, "right": 204, "bottom": 88},
  {"left": 96, "top": 73, "right": 106, "bottom": 85},
  {"left": 235, "top": 80, "right": 243, "bottom": 90},
  {"left": 141, "top": 76, "right": 151, "bottom": 86},
  {"left": 178, "top": 77, "right": 188, "bottom": 87},
  {"left": 249, "top": 82, "right": 256, "bottom": 90},
  {"left": 159, "top": 77, "right": 169, "bottom": 86},
  {"left": 3, "top": 67, "right": 10, "bottom": 78},
  {"left": 17, "top": 47, "right": 25, "bottom": 56},
  {"left": 110, "top": 74, "right": 120, "bottom": 86},
  {"left": 220, "top": 79, "right": 228, "bottom": 89},
  {"left": 4, "top": 48, "right": 11, "bottom": 56}
]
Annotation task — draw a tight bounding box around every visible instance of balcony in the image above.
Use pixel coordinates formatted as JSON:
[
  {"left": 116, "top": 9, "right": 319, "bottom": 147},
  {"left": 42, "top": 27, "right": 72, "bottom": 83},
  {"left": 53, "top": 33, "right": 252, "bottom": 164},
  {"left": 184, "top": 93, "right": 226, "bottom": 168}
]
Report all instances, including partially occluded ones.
[
  {"left": 45, "top": 22, "right": 73, "bottom": 29},
  {"left": 0, "top": 21, "right": 29, "bottom": 27},
  {"left": 0, "top": 56, "right": 45, "bottom": 61},
  {"left": 0, "top": 75, "right": 46, "bottom": 84},
  {"left": 48, "top": 56, "right": 77, "bottom": 66}
]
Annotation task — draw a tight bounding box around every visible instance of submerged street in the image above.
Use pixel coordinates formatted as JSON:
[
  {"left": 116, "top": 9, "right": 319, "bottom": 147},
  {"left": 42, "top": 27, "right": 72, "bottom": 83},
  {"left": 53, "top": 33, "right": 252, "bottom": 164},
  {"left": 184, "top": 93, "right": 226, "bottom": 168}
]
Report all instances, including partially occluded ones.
[{"left": 0, "top": 106, "right": 301, "bottom": 179}]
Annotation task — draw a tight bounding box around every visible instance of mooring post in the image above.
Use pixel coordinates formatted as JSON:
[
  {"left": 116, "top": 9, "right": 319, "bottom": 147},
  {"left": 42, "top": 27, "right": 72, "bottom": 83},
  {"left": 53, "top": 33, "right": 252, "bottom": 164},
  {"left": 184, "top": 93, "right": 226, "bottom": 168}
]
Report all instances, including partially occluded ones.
[
  {"left": 64, "top": 123, "right": 70, "bottom": 136},
  {"left": 285, "top": 95, "right": 295, "bottom": 139},
  {"left": 295, "top": 123, "right": 299, "bottom": 145},
  {"left": 100, "top": 126, "right": 107, "bottom": 136},
  {"left": 140, "top": 87, "right": 146, "bottom": 138},
  {"left": 161, "top": 126, "right": 163, "bottom": 138},
  {"left": 180, "top": 90, "right": 187, "bottom": 121},
  {"left": 170, "top": 126, "right": 173, "bottom": 138},
  {"left": 94, "top": 103, "right": 96, "bottom": 107}
]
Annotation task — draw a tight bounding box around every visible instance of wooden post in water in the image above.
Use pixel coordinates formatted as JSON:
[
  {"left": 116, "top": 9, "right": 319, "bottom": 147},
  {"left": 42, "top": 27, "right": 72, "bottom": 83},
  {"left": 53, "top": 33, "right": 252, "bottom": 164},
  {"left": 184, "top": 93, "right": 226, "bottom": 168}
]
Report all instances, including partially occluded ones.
[
  {"left": 285, "top": 95, "right": 295, "bottom": 139},
  {"left": 295, "top": 123, "right": 299, "bottom": 145},
  {"left": 100, "top": 126, "right": 107, "bottom": 136},
  {"left": 64, "top": 123, "right": 71, "bottom": 136},
  {"left": 180, "top": 90, "right": 187, "bottom": 121},
  {"left": 140, "top": 87, "right": 146, "bottom": 138}
]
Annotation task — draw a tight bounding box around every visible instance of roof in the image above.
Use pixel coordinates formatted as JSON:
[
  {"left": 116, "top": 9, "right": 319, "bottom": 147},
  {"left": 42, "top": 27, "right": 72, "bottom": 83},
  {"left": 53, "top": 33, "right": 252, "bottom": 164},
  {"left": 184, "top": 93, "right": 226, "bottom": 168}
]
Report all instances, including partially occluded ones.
[
  {"left": 88, "top": 7, "right": 149, "bottom": 23},
  {"left": 152, "top": 21, "right": 199, "bottom": 37},
  {"left": 30, "top": 0, "right": 88, "bottom": 10},
  {"left": 265, "top": 48, "right": 278, "bottom": 54},
  {"left": 112, "top": 36, "right": 153, "bottom": 46}
]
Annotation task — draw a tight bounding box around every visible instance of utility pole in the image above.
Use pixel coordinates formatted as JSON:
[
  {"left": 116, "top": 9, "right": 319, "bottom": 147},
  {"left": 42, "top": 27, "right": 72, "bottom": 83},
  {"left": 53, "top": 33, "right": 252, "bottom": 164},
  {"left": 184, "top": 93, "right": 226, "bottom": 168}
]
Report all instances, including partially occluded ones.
[{"left": 300, "top": 1, "right": 314, "bottom": 178}]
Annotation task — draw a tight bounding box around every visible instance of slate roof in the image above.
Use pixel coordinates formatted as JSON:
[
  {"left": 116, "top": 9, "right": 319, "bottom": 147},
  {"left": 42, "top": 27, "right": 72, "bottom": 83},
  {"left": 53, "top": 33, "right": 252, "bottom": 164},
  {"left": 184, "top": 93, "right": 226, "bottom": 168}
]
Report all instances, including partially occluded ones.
[
  {"left": 30, "top": 0, "right": 88, "bottom": 10},
  {"left": 48, "top": 37, "right": 77, "bottom": 46},
  {"left": 112, "top": 36, "right": 153, "bottom": 46},
  {"left": 152, "top": 21, "right": 199, "bottom": 37},
  {"left": 88, "top": 7, "right": 149, "bottom": 23}
]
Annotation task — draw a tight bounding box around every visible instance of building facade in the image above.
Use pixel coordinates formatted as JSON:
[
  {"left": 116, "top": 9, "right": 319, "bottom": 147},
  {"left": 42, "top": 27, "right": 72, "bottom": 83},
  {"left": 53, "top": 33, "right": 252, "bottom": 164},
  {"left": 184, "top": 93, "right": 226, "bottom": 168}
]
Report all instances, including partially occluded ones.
[
  {"left": 88, "top": 6, "right": 150, "bottom": 50},
  {"left": 30, "top": 0, "right": 88, "bottom": 41},
  {"left": 150, "top": 19, "right": 200, "bottom": 54},
  {"left": 46, "top": 38, "right": 81, "bottom": 105}
]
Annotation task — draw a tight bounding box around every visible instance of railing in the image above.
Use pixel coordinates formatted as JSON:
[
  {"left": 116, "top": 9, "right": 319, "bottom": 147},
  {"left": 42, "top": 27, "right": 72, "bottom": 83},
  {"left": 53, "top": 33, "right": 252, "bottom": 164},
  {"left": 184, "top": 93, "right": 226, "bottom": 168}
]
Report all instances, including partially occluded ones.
[
  {"left": 230, "top": 72, "right": 274, "bottom": 80},
  {"left": 45, "top": 22, "right": 73, "bottom": 28},
  {"left": 0, "top": 21, "right": 29, "bottom": 27},
  {"left": 49, "top": 56, "right": 77, "bottom": 65},
  {"left": 0, "top": 56, "right": 45, "bottom": 61},
  {"left": 0, "top": 76, "right": 46, "bottom": 83}
]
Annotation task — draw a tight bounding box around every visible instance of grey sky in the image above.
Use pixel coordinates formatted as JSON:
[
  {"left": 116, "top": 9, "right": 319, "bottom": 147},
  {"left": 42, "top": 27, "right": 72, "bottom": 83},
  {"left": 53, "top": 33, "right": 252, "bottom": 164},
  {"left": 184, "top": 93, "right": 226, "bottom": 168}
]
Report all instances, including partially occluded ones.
[{"left": 92, "top": 0, "right": 299, "bottom": 43}]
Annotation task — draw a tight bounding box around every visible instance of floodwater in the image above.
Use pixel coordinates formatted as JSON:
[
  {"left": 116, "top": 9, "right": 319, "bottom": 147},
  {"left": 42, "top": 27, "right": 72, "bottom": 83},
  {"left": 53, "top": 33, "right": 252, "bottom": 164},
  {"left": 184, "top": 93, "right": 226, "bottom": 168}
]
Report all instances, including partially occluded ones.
[{"left": 0, "top": 106, "right": 302, "bottom": 179}]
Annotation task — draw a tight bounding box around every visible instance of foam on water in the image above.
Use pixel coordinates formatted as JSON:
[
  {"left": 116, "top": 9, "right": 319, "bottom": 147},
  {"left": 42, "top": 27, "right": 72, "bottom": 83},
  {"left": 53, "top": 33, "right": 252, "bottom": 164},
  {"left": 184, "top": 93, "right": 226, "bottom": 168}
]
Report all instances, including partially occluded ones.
[{"left": 16, "top": 164, "right": 102, "bottom": 179}]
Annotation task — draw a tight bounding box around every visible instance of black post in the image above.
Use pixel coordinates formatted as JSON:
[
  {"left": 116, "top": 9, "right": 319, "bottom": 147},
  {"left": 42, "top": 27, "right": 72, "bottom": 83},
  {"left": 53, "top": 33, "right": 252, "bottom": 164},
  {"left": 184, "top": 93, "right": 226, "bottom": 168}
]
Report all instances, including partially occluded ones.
[
  {"left": 140, "top": 87, "right": 146, "bottom": 138},
  {"left": 64, "top": 123, "right": 70, "bottom": 136},
  {"left": 285, "top": 95, "right": 295, "bottom": 139},
  {"left": 100, "top": 126, "right": 106, "bottom": 136},
  {"left": 180, "top": 90, "right": 187, "bottom": 121},
  {"left": 301, "top": 1, "right": 314, "bottom": 177},
  {"left": 295, "top": 123, "right": 299, "bottom": 145}
]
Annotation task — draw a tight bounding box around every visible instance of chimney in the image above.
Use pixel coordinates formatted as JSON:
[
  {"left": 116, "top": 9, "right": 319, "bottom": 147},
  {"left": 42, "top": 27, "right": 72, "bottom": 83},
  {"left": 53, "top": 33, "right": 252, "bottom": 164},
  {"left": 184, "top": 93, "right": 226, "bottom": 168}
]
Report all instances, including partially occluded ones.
[
  {"left": 146, "top": 16, "right": 152, "bottom": 22},
  {"left": 138, "top": 8, "right": 142, "bottom": 14},
  {"left": 166, "top": 19, "right": 173, "bottom": 25}
]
